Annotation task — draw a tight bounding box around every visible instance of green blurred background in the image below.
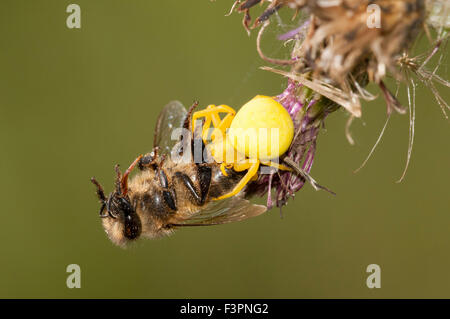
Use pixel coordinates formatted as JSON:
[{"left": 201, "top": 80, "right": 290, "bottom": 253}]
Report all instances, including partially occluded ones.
[{"left": 0, "top": 0, "right": 448, "bottom": 298}]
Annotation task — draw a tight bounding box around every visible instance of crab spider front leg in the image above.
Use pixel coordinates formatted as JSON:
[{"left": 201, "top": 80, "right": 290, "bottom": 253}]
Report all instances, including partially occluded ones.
[
  {"left": 214, "top": 159, "right": 260, "bottom": 201},
  {"left": 192, "top": 104, "right": 236, "bottom": 144},
  {"left": 216, "top": 159, "right": 292, "bottom": 199},
  {"left": 211, "top": 112, "right": 234, "bottom": 141}
]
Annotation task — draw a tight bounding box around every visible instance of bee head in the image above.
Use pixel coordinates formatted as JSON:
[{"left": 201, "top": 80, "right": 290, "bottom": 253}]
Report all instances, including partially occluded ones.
[{"left": 91, "top": 156, "right": 143, "bottom": 247}]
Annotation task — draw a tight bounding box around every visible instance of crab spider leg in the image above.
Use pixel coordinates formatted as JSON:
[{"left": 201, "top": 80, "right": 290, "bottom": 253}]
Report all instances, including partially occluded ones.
[
  {"left": 208, "top": 105, "right": 236, "bottom": 143},
  {"left": 220, "top": 162, "right": 233, "bottom": 177},
  {"left": 201, "top": 117, "right": 212, "bottom": 141},
  {"left": 214, "top": 160, "right": 260, "bottom": 201},
  {"left": 192, "top": 104, "right": 236, "bottom": 144},
  {"left": 209, "top": 104, "right": 235, "bottom": 126},
  {"left": 215, "top": 160, "right": 291, "bottom": 199},
  {"left": 192, "top": 108, "right": 212, "bottom": 135},
  {"left": 192, "top": 109, "right": 211, "bottom": 141},
  {"left": 208, "top": 105, "right": 223, "bottom": 128},
  {"left": 260, "top": 160, "right": 292, "bottom": 172},
  {"left": 211, "top": 113, "right": 235, "bottom": 141}
]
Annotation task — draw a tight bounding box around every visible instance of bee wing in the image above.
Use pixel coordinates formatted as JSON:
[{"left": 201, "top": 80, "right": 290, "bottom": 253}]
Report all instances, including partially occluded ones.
[
  {"left": 171, "top": 196, "right": 267, "bottom": 226},
  {"left": 153, "top": 101, "right": 188, "bottom": 155}
]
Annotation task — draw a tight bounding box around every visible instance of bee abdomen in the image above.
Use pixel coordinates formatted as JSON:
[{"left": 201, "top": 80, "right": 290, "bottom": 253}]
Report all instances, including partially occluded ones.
[{"left": 208, "top": 165, "right": 246, "bottom": 199}]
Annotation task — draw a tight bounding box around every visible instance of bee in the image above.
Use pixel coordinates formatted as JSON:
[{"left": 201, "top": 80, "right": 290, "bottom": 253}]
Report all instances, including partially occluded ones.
[{"left": 91, "top": 101, "right": 269, "bottom": 247}]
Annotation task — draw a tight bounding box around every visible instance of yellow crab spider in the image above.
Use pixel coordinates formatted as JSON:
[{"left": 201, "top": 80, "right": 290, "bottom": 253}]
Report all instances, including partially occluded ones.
[{"left": 192, "top": 95, "right": 295, "bottom": 200}]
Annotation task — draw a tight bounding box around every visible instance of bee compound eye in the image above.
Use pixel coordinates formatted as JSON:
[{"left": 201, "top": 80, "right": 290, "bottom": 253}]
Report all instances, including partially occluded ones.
[{"left": 124, "top": 214, "right": 141, "bottom": 240}]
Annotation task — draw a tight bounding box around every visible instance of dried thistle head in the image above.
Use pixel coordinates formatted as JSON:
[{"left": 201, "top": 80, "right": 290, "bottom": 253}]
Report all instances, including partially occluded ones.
[
  {"left": 426, "top": 0, "right": 450, "bottom": 31},
  {"left": 230, "top": 0, "right": 448, "bottom": 117},
  {"left": 226, "top": 0, "right": 449, "bottom": 207},
  {"left": 244, "top": 80, "right": 338, "bottom": 208}
]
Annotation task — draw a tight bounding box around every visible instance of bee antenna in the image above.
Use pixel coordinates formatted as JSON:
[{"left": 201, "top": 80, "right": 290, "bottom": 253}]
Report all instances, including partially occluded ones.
[
  {"left": 114, "top": 164, "right": 122, "bottom": 194},
  {"left": 90, "top": 177, "right": 106, "bottom": 202},
  {"left": 183, "top": 100, "right": 199, "bottom": 131},
  {"left": 120, "top": 155, "right": 143, "bottom": 196},
  {"left": 99, "top": 203, "right": 108, "bottom": 218}
]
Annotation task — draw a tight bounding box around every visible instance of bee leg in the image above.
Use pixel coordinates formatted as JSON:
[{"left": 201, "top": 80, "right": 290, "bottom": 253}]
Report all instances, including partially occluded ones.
[
  {"left": 155, "top": 168, "right": 178, "bottom": 211},
  {"left": 192, "top": 134, "right": 208, "bottom": 164},
  {"left": 214, "top": 160, "right": 259, "bottom": 201},
  {"left": 162, "top": 190, "right": 177, "bottom": 211},
  {"left": 157, "top": 168, "right": 169, "bottom": 188},
  {"left": 138, "top": 148, "right": 160, "bottom": 171},
  {"left": 197, "top": 165, "right": 212, "bottom": 202},
  {"left": 175, "top": 166, "right": 211, "bottom": 205}
]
